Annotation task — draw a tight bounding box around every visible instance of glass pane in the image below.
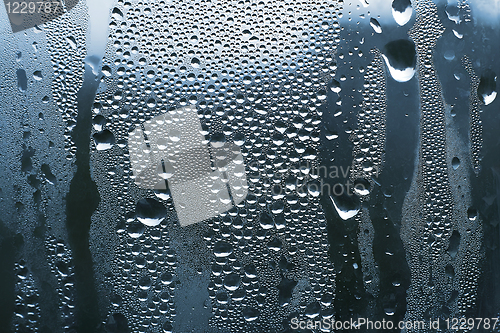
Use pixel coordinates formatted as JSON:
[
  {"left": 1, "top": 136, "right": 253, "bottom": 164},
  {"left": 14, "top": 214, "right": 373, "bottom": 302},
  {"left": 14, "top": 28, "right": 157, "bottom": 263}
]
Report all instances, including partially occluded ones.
[{"left": 0, "top": 0, "right": 499, "bottom": 332}]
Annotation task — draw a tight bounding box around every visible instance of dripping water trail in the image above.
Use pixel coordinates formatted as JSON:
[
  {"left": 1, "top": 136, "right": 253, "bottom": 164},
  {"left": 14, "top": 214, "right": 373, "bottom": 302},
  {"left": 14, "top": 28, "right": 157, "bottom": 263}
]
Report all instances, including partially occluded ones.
[{"left": 65, "top": 64, "right": 101, "bottom": 332}]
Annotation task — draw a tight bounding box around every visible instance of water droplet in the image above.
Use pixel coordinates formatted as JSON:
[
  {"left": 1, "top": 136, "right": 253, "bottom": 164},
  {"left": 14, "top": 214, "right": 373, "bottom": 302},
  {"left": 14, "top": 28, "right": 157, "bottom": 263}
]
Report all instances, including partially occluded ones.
[
  {"left": 259, "top": 211, "right": 274, "bottom": 229},
  {"left": 382, "top": 39, "right": 416, "bottom": 82},
  {"left": 93, "top": 129, "right": 115, "bottom": 150},
  {"left": 278, "top": 275, "right": 297, "bottom": 306},
  {"left": 445, "top": 5, "right": 461, "bottom": 24},
  {"left": 392, "top": 0, "right": 412, "bottom": 26},
  {"left": 267, "top": 237, "right": 282, "bottom": 251},
  {"left": 452, "top": 30, "right": 463, "bottom": 39},
  {"left": 448, "top": 230, "right": 460, "bottom": 258},
  {"left": 162, "top": 322, "right": 173, "bottom": 333},
  {"left": 16, "top": 69, "right": 27, "bottom": 92},
  {"left": 353, "top": 178, "right": 370, "bottom": 196},
  {"left": 328, "top": 79, "right": 341, "bottom": 94},
  {"left": 467, "top": 208, "right": 478, "bottom": 221},
  {"left": 478, "top": 70, "right": 497, "bottom": 105},
  {"left": 223, "top": 273, "right": 240, "bottom": 291},
  {"left": 209, "top": 132, "right": 226, "bottom": 148},
  {"left": 359, "top": 0, "right": 369, "bottom": 7},
  {"left": 214, "top": 241, "right": 233, "bottom": 257},
  {"left": 41, "top": 164, "right": 57, "bottom": 185},
  {"left": 146, "top": 98, "right": 156, "bottom": 108},
  {"left": 33, "top": 70, "right": 43, "bottom": 81},
  {"left": 330, "top": 193, "right": 360, "bottom": 220},
  {"left": 305, "top": 302, "right": 321, "bottom": 318},
  {"left": 444, "top": 50, "right": 455, "bottom": 61},
  {"left": 161, "top": 272, "right": 174, "bottom": 285},
  {"left": 445, "top": 264, "right": 455, "bottom": 278},
  {"left": 369, "top": 18, "right": 382, "bottom": 34},
  {"left": 154, "top": 186, "right": 171, "bottom": 201},
  {"left": 242, "top": 307, "right": 259, "bottom": 322},
  {"left": 244, "top": 264, "right": 258, "bottom": 278},
  {"left": 135, "top": 198, "right": 166, "bottom": 226},
  {"left": 67, "top": 36, "right": 77, "bottom": 49},
  {"left": 385, "top": 307, "right": 396, "bottom": 316},
  {"left": 191, "top": 57, "right": 200, "bottom": 68},
  {"left": 127, "top": 220, "right": 145, "bottom": 238},
  {"left": 111, "top": 7, "right": 123, "bottom": 20},
  {"left": 158, "top": 160, "right": 175, "bottom": 179},
  {"left": 93, "top": 115, "right": 106, "bottom": 131},
  {"left": 102, "top": 65, "right": 112, "bottom": 77}
]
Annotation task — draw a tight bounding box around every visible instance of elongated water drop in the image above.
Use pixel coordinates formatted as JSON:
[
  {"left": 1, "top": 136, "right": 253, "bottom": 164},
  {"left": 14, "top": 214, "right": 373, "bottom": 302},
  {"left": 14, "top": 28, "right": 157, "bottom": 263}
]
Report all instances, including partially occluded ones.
[{"left": 370, "top": 18, "right": 382, "bottom": 34}]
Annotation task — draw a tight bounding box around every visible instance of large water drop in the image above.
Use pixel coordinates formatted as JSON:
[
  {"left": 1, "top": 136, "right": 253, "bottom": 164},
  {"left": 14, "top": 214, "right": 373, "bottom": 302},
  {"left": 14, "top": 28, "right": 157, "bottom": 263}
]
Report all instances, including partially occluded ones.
[
  {"left": 242, "top": 307, "right": 259, "bottom": 322},
  {"left": 330, "top": 193, "right": 360, "bottom": 220},
  {"left": 382, "top": 39, "right": 416, "bottom": 82},
  {"left": 445, "top": 5, "right": 461, "bottom": 24},
  {"left": 223, "top": 273, "right": 240, "bottom": 291},
  {"left": 478, "top": 70, "right": 497, "bottom": 105},
  {"left": 127, "top": 221, "right": 145, "bottom": 238},
  {"left": 135, "top": 198, "right": 166, "bottom": 226},
  {"left": 353, "top": 178, "right": 371, "bottom": 196},
  {"left": 111, "top": 7, "right": 123, "bottom": 20},
  {"left": 328, "top": 79, "right": 341, "bottom": 94},
  {"left": 392, "top": 0, "right": 412, "bottom": 26},
  {"left": 278, "top": 275, "right": 297, "bottom": 306},
  {"left": 93, "top": 129, "right": 115, "bottom": 150},
  {"left": 214, "top": 241, "right": 233, "bottom": 257}
]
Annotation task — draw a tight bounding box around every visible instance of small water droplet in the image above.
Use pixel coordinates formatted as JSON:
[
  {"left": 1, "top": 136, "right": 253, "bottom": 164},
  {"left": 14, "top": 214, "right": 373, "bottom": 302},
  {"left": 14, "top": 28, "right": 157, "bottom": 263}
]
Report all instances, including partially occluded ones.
[{"left": 369, "top": 18, "right": 382, "bottom": 34}]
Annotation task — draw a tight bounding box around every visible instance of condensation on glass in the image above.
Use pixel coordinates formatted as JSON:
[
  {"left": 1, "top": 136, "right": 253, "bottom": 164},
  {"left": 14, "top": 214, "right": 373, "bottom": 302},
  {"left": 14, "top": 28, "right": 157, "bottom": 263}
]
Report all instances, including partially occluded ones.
[{"left": 0, "top": 0, "right": 498, "bottom": 332}]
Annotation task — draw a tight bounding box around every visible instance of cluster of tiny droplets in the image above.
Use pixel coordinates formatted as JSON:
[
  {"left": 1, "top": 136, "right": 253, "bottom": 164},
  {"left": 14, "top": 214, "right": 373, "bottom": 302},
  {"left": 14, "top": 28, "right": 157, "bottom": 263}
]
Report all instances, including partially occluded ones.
[
  {"left": 89, "top": 0, "right": 343, "bottom": 331},
  {"left": 12, "top": 261, "right": 41, "bottom": 332},
  {"left": 349, "top": 49, "right": 387, "bottom": 184},
  {"left": 400, "top": 0, "right": 482, "bottom": 330},
  {"left": 349, "top": 49, "right": 388, "bottom": 300},
  {"left": 462, "top": 56, "right": 482, "bottom": 175},
  {"left": 44, "top": 7, "right": 88, "bottom": 161},
  {"left": 45, "top": 236, "right": 77, "bottom": 330},
  {"left": 407, "top": 0, "right": 452, "bottom": 262},
  {"left": 401, "top": 0, "right": 456, "bottom": 327},
  {"left": 2, "top": 2, "right": 88, "bottom": 332}
]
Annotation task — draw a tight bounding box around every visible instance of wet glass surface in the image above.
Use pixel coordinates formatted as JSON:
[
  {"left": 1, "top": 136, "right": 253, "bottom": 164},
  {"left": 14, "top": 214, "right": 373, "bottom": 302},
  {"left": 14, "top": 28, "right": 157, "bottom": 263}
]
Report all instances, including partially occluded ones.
[{"left": 0, "top": 0, "right": 499, "bottom": 332}]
